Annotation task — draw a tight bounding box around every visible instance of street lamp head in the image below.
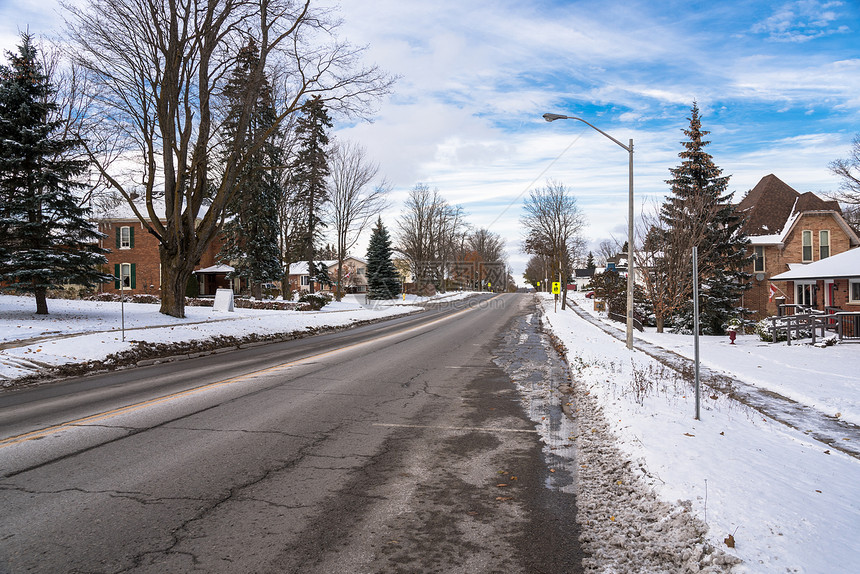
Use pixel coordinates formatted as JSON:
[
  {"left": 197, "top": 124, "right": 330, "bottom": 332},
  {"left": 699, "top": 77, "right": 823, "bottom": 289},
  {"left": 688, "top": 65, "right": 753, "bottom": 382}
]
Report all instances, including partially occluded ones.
[{"left": 542, "top": 113, "right": 568, "bottom": 122}]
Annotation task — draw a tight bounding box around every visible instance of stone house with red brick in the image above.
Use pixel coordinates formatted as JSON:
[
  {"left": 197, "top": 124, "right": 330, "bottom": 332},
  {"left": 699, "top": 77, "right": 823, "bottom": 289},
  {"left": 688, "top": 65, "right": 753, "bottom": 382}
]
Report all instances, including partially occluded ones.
[{"left": 737, "top": 174, "right": 860, "bottom": 318}]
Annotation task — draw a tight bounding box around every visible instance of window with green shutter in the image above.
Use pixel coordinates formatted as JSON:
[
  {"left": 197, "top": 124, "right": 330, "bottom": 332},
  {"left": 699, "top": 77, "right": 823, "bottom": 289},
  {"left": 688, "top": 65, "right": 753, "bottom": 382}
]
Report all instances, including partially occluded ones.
[
  {"left": 118, "top": 263, "right": 135, "bottom": 289},
  {"left": 119, "top": 226, "right": 133, "bottom": 249}
]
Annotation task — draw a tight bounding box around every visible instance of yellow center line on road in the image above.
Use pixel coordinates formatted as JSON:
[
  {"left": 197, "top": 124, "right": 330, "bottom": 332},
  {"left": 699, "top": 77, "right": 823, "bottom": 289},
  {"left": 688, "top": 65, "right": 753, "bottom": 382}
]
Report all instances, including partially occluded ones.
[{"left": 0, "top": 301, "right": 486, "bottom": 449}]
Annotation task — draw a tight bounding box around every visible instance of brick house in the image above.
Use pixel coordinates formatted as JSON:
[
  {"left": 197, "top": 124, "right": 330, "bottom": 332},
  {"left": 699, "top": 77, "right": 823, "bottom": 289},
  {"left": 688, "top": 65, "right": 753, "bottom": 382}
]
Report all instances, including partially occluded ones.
[
  {"left": 737, "top": 174, "right": 860, "bottom": 317},
  {"left": 771, "top": 247, "right": 860, "bottom": 312},
  {"left": 97, "top": 217, "right": 224, "bottom": 295},
  {"left": 287, "top": 257, "right": 368, "bottom": 294}
]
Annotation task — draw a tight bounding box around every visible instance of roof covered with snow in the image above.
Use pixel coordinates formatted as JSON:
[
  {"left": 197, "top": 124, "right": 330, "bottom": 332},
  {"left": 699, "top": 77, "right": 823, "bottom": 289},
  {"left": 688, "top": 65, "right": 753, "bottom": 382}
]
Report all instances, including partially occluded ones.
[
  {"left": 288, "top": 257, "right": 368, "bottom": 276},
  {"left": 194, "top": 264, "right": 235, "bottom": 274},
  {"left": 771, "top": 247, "right": 860, "bottom": 280}
]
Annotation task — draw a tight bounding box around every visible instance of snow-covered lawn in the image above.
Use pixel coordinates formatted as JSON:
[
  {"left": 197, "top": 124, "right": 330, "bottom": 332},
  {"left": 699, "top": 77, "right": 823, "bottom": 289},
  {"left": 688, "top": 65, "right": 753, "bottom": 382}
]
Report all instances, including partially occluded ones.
[
  {"left": 0, "top": 292, "right": 470, "bottom": 381},
  {"left": 542, "top": 291, "right": 860, "bottom": 573}
]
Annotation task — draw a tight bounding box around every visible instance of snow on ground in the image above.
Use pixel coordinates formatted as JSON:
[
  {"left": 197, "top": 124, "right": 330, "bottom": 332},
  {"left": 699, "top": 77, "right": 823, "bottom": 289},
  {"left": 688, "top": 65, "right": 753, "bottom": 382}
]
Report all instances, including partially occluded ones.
[
  {"left": 541, "top": 291, "right": 860, "bottom": 573},
  {"left": 2, "top": 291, "right": 858, "bottom": 572},
  {"left": 0, "top": 292, "right": 471, "bottom": 382},
  {"left": 572, "top": 292, "right": 860, "bottom": 427}
]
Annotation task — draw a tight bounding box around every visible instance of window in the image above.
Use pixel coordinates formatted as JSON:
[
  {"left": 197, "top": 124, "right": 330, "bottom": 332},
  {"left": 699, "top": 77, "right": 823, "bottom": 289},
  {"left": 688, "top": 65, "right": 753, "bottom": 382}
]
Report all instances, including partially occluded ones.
[
  {"left": 300, "top": 275, "right": 310, "bottom": 286},
  {"left": 357, "top": 267, "right": 365, "bottom": 276},
  {"left": 120, "top": 263, "right": 132, "bottom": 288},
  {"left": 796, "top": 282, "right": 815, "bottom": 307},
  {"left": 117, "top": 226, "right": 134, "bottom": 249},
  {"left": 113, "top": 263, "right": 136, "bottom": 289},
  {"left": 851, "top": 281, "right": 860, "bottom": 303},
  {"left": 820, "top": 230, "right": 830, "bottom": 259},
  {"left": 801, "top": 230, "right": 813, "bottom": 262},
  {"left": 753, "top": 246, "right": 765, "bottom": 273}
]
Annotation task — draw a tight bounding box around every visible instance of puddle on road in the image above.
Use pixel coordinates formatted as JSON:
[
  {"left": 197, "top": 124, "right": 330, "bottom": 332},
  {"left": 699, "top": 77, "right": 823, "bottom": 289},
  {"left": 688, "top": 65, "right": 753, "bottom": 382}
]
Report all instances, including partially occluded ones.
[{"left": 494, "top": 310, "right": 579, "bottom": 494}]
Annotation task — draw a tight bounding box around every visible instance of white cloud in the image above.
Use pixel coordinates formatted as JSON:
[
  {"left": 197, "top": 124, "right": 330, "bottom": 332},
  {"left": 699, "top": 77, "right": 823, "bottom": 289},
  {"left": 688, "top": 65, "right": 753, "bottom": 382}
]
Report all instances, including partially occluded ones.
[{"left": 751, "top": 0, "right": 851, "bottom": 42}]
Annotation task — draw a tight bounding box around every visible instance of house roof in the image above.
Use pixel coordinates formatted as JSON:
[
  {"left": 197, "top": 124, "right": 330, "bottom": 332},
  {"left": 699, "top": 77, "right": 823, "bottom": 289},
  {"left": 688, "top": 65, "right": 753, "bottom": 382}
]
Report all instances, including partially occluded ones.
[
  {"left": 194, "top": 264, "right": 234, "bottom": 274},
  {"left": 575, "top": 268, "right": 595, "bottom": 278},
  {"left": 771, "top": 247, "right": 860, "bottom": 280},
  {"left": 736, "top": 174, "right": 840, "bottom": 236}
]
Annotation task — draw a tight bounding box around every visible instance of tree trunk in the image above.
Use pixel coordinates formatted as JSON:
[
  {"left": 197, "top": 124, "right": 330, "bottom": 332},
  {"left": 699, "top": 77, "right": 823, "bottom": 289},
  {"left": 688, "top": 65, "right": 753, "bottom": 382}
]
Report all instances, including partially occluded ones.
[
  {"left": 34, "top": 284, "right": 49, "bottom": 315},
  {"left": 335, "top": 256, "right": 344, "bottom": 301},
  {"left": 282, "top": 271, "right": 293, "bottom": 301},
  {"left": 656, "top": 314, "right": 665, "bottom": 333},
  {"left": 158, "top": 246, "right": 195, "bottom": 318}
]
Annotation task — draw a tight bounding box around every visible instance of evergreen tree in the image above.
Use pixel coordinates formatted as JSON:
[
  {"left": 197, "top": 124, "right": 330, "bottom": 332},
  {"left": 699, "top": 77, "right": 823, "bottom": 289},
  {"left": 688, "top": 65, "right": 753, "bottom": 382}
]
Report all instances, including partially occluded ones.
[
  {"left": 218, "top": 40, "right": 282, "bottom": 297},
  {"left": 0, "top": 34, "right": 110, "bottom": 314},
  {"left": 366, "top": 217, "right": 401, "bottom": 299},
  {"left": 290, "top": 95, "right": 332, "bottom": 293},
  {"left": 588, "top": 269, "right": 627, "bottom": 316},
  {"left": 661, "top": 102, "right": 751, "bottom": 334},
  {"left": 585, "top": 252, "right": 596, "bottom": 271}
]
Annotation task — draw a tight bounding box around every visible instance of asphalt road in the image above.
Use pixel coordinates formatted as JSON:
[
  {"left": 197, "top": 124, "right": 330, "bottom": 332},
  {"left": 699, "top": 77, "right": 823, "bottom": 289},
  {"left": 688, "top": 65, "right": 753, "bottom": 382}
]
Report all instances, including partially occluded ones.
[{"left": 0, "top": 293, "right": 583, "bottom": 573}]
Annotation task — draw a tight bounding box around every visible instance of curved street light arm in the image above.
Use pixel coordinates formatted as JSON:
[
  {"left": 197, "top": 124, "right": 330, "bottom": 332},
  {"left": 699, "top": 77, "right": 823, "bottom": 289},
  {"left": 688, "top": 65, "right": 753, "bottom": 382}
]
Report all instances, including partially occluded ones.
[{"left": 542, "top": 113, "right": 632, "bottom": 153}]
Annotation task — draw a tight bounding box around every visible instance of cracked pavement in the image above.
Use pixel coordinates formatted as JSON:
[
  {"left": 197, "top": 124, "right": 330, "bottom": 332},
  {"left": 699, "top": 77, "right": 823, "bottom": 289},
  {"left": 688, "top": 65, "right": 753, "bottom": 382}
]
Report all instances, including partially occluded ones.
[{"left": 0, "top": 294, "right": 585, "bottom": 573}]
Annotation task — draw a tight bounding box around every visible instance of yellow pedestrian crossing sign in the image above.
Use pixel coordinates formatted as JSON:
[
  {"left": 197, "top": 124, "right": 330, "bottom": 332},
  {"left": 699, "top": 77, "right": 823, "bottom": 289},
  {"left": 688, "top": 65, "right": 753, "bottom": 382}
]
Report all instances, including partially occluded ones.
[{"left": 552, "top": 282, "right": 561, "bottom": 294}]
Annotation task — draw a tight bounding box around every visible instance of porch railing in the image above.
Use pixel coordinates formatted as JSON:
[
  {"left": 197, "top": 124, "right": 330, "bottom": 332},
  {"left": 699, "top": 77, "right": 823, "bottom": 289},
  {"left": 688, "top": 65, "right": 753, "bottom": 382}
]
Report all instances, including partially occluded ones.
[
  {"left": 769, "top": 312, "right": 828, "bottom": 345},
  {"left": 769, "top": 310, "right": 860, "bottom": 344},
  {"left": 833, "top": 312, "right": 860, "bottom": 341}
]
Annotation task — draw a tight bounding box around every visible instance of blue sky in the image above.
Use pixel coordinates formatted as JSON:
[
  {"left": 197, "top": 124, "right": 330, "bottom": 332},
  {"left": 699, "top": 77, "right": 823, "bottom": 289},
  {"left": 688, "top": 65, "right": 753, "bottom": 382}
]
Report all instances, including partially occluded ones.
[{"left": 2, "top": 0, "right": 858, "bottom": 281}]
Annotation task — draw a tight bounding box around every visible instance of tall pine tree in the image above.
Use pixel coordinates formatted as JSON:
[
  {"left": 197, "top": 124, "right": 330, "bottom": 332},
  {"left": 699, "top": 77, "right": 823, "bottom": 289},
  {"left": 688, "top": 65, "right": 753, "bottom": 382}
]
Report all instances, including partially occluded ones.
[
  {"left": 661, "top": 103, "right": 751, "bottom": 334},
  {"left": 290, "top": 95, "right": 332, "bottom": 294},
  {"left": 366, "top": 217, "right": 401, "bottom": 299},
  {"left": 218, "top": 40, "right": 282, "bottom": 298},
  {"left": 0, "top": 34, "right": 110, "bottom": 314}
]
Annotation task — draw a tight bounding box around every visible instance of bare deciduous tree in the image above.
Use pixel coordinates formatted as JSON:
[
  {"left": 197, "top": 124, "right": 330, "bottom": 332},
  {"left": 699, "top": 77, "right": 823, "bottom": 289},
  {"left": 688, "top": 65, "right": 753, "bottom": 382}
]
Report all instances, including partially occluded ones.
[
  {"left": 830, "top": 134, "right": 860, "bottom": 205},
  {"left": 326, "top": 139, "right": 388, "bottom": 300},
  {"left": 396, "top": 184, "right": 467, "bottom": 294},
  {"left": 596, "top": 237, "right": 623, "bottom": 265},
  {"left": 635, "top": 201, "right": 692, "bottom": 332},
  {"left": 520, "top": 181, "right": 586, "bottom": 309},
  {"left": 466, "top": 228, "right": 507, "bottom": 291},
  {"left": 66, "top": 0, "right": 395, "bottom": 316},
  {"left": 523, "top": 255, "right": 550, "bottom": 290}
]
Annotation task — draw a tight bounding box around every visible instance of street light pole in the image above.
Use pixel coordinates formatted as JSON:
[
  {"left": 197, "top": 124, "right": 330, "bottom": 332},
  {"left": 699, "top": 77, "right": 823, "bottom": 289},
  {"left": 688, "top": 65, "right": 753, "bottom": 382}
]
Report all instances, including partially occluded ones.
[{"left": 543, "top": 113, "right": 635, "bottom": 350}]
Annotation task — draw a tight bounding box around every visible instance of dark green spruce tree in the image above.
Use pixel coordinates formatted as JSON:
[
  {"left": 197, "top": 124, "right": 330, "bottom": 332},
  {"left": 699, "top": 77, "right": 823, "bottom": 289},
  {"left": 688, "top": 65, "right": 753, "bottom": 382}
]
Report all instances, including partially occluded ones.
[
  {"left": 366, "top": 217, "right": 401, "bottom": 299},
  {"left": 218, "top": 40, "right": 282, "bottom": 298},
  {"left": 0, "top": 34, "right": 110, "bottom": 314},
  {"left": 661, "top": 102, "right": 751, "bottom": 334},
  {"left": 290, "top": 95, "right": 332, "bottom": 294}
]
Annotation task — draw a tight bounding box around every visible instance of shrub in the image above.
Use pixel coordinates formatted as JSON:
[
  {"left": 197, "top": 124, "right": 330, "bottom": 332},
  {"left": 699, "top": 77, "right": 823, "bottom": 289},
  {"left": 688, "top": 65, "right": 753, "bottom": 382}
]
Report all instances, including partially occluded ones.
[
  {"left": 298, "top": 293, "right": 331, "bottom": 311},
  {"left": 756, "top": 318, "right": 786, "bottom": 342}
]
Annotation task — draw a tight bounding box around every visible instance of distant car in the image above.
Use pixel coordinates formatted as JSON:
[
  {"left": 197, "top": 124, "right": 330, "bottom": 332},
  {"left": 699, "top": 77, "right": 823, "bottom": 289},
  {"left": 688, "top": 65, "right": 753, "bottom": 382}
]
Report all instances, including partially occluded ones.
[{"left": 585, "top": 291, "right": 595, "bottom": 298}]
